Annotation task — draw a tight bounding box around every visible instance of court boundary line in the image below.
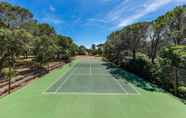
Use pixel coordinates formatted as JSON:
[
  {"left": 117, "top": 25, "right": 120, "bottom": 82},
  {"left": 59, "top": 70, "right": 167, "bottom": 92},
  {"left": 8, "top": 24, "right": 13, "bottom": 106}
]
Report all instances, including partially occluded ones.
[
  {"left": 127, "top": 82, "right": 141, "bottom": 95},
  {"left": 43, "top": 60, "right": 141, "bottom": 96},
  {"left": 104, "top": 61, "right": 141, "bottom": 95},
  {"left": 69, "top": 74, "right": 113, "bottom": 77},
  {"left": 54, "top": 64, "right": 79, "bottom": 93},
  {"left": 42, "top": 62, "right": 78, "bottom": 95},
  {"left": 118, "top": 79, "right": 141, "bottom": 95},
  {"left": 111, "top": 76, "right": 129, "bottom": 95},
  {"left": 90, "top": 63, "right": 92, "bottom": 76},
  {"left": 42, "top": 91, "right": 140, "bottom": 96}
]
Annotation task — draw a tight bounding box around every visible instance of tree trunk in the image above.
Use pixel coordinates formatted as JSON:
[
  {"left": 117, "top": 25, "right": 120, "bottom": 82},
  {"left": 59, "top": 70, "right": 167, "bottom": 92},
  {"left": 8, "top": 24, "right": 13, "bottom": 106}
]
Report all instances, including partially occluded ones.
[
  {"left": 175, "top": 66, "right": 178, "bottom": 95},
  {"left": 150, "top": 35, "right": 155, "bottom": 63},
  {"left": 25, "top": 51, "right": 28, "bottom": 59},
  {"left": 8, "top": 73, "right": 11, "bottom": 94},
  {"left": 151, "top": 43, "right": 155, "bottom": 64},
  {"left": 132, "top": 50, "right": 136, "bottom": 60},
  {"left": 151, "top": 58, "right": 155, "bottom": 64},
  {"left": 0, "top": 54, "right": 8, "bottom": 72},
  {"left": 8, "top": 63, "right": 11, "bottom": 94},
  {"left": 151, "top": 33, "right": 160, "bottom": 64},
  {"left": 172, "top": 66, "right": 178, "bottom": 95},
  {"left": 8, "top": 49, "right": 11, "bottom": 94}
]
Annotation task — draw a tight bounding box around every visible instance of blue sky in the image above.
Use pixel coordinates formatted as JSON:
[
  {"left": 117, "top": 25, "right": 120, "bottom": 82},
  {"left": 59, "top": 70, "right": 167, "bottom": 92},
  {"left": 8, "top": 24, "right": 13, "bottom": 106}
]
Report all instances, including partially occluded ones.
[{"left": 5, "top": 0, "right": 186, "bottom": 47}]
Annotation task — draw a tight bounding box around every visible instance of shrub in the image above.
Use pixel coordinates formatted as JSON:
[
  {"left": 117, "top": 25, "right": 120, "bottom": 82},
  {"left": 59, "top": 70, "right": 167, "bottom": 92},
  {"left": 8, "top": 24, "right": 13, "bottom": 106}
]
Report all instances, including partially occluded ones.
[
  {"left": 126, "top": 53, "right": 160, "bottom": 82},
  {"left": 177, "top": 86, "right": 186, "bottom": 97},
  {"left": 1, "top": 67, "right": 16, "bottom": 79}
]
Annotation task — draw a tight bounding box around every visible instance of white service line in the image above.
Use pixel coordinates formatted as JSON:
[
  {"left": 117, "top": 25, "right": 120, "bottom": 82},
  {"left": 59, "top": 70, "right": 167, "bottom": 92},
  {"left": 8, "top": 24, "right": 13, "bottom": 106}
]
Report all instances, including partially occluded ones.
[
  {"left": 44, "top": 62, "right": 78, "bottom": 92},
  {"left": 112, "top": 77, "right": 128, "bottom": 95},
  {"left": 44, "top": 92, "right": 129, "bottom": 96},
  {"left": 54, "top": 65, "right": 78, "bottom": 93},
  {"left": 127, "top": 82, "right": 141, "bottom": 95},
  {"left": 43, "top": 64, "right": 74, "bottom": 94},
  {"left": 90, "top": 63, "right": 92, "bottom": 76}
]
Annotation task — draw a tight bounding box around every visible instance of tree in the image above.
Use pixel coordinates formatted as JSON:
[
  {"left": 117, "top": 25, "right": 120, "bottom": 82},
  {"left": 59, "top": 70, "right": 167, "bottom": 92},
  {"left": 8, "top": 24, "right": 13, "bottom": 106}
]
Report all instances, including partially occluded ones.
[
  {"left": 13, "top": 29, "right": 33, "bottom": 59},
  {"left": 0, "top": 2, "right": 79, "bottom": 95},
  {"left": 103, "top": 5, "right": 186, "bottom": 99},
  {"left": 104, "top": 23, "right": 149, "bottom": 64},
  {"left": 37, "top": 23, "right": 55, "bottom": 36},
  {"left": 126, "top": 22, "right": 149, "bottom": 60},
  {"left": 2, "top": 67, "right": 15, "bottom": 94},
  {"left": 161, "top": 45, "right": 186, "bottom": 94},
  {"left": 78, "top": 45, "right": 88, "bottom": 55},
  {"left": 0, "top": 28, "right": 32, "bottom": 94},
  {"left": 0, "top": 2, "right": 33, "bottom": 28},
  {"left": 20, "top": 21, "right": 40, "bottom": 35},
  {"left": 165, "top": 6, "right": 186, "bottom": 45},
  {"left": 104, "top": 31, "right": 126, "bottom": 64},
  {"left": 149, "top": 15, "right": 167, "bottom": 63},
  {"left": 96, "top": 44, "right": 104, "bottom": 56},
  {"left": 0, "top": 28, "right": 12, "bottom": 71},
  {"left": 56, "top": 35, "right": 78, "bottom": 62},
  {"left": 33, "top": 35, "right": 58, "bottom": 66}
]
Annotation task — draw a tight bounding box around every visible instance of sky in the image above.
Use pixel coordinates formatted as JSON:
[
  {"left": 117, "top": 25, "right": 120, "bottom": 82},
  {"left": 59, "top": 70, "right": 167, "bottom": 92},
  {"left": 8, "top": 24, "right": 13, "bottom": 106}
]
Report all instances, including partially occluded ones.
[{"left": 4, "top": 0, "right": 186, "bottom": 47}]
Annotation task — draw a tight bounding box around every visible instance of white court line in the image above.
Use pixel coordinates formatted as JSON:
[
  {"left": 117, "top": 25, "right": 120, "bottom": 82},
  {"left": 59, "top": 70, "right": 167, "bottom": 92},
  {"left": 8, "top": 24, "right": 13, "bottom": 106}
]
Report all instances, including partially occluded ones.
[
  {"left": 43, "top": 61, "right": 140, "bottom": 96},
  {"left": 42, "top": 62, "right": 78, "bottom": 94},
  {"left": 127, "top": 82, "right": 141, "bottom": 95},
  {"left": 111, "top": 76, "right": 128, "bottom": 95},
  {"left": 72, "top": 74, "right": 111, "bottom": 76},
  {"left": 43, "top": 92, "right": 140, "bottom": 96},
  {"left": 90, "top": 63, "right": 92, "bottom": 76},
  {"left": 54, "top": 64, "right": 79, "bottom": 93},
  {"left": 118, "top": 79, "right": 141, "bottom": 95}
]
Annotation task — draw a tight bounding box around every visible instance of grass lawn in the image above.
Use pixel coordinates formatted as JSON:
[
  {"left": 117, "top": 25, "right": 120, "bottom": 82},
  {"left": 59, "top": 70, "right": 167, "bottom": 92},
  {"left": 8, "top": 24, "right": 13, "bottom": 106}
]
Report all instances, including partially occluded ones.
[{"left": 0, "top": 60, "right": 186, "bottom": 118}]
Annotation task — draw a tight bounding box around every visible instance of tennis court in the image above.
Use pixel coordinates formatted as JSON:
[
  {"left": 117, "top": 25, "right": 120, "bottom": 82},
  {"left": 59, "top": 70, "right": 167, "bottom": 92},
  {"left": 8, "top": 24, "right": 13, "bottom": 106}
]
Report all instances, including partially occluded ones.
[
  {"left": 0, "top": 58, "right": 186, "bottom": 118},
  {"left": 45, "top": 60, "right": 139, "bottom": 95}
]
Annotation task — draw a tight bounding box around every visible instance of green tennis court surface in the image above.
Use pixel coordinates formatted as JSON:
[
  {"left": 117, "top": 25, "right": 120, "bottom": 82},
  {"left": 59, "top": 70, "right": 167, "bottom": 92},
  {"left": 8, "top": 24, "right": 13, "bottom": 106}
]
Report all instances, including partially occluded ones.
[
  {"left": 0, "top": 58, "right": 186, "bottom": 118},
  {"left": 46, "top": 60, "right": 138, "bottom": 95}
]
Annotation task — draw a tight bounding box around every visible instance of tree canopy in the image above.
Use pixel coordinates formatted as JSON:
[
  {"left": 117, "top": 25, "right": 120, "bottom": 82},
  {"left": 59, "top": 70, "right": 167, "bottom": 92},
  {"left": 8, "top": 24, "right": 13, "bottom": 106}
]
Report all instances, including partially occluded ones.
[
  {"left": 0, "top": 2, "right": 79, "bottom": 71},
  {"left": 103, "top": 5, "right": 186, "bottom": 98}
]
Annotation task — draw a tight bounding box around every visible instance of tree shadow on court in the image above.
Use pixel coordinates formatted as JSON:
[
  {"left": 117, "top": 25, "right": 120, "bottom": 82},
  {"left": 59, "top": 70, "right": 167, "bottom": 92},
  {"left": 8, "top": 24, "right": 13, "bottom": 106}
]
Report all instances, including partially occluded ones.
[{"left": 102, "top": 63, "right": 164, "bottom": 93}]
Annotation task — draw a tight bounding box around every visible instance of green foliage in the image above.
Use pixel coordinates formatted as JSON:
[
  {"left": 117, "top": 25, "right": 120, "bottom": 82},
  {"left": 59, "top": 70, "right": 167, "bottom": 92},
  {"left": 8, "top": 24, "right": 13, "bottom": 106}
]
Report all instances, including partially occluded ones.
[
  {"left": 78, "top": 45, "right": 88, "bottom": 55},
  {"left": 0, "top": 2, "right": 79, "bottom": 96},
  {"left": 0, "top": 2, "right": 79, "bottom": 70},
  {"left": 164, "top": 5, "right": 186, "bottom": 44},
  {"left": 160, "top": 45, "right": 186, "bottom": 67},
  {"left": 56, "top": 35, "right": 78, "bottom": 62},
  {"left": 103, "top": 5, "right": 186, "bottom": 99},
  {"left": 89, "top": 44, "right": 104, "bottom": 56},
  {"left": 159, "top": 45, "right": 186, "bottom": 93},
  {"left": 177, "top": 86, "right": 186, "bottom": 98},
  {"left": 96, "top": 44, "right": 104, "bottom": 56},
  {"left": 126, "top": 53, "right": 160, "bottom": 82},
  {"left": 104, "top": 22, "right": 150, "bottom": 63},
  {"left": 13, "top": 29, "right": 33, "bottom": 55},
  {"left": 33, "top": 35, "right": 58, "bottom": 65},
  {"left": 1, "top": 67, "right": 16, "bottom": 79},
  {"left": 178, "top": 86, "right": 186, "bottom": 94},
  {"left": 37, "top": 23, "right": 55, "bottom": 36},
  {"left": 0, "top": 2, "right": 33, "bottom": 28},
  {"left": 0, "top": 28, "right": 32, "bottom": 70}
]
